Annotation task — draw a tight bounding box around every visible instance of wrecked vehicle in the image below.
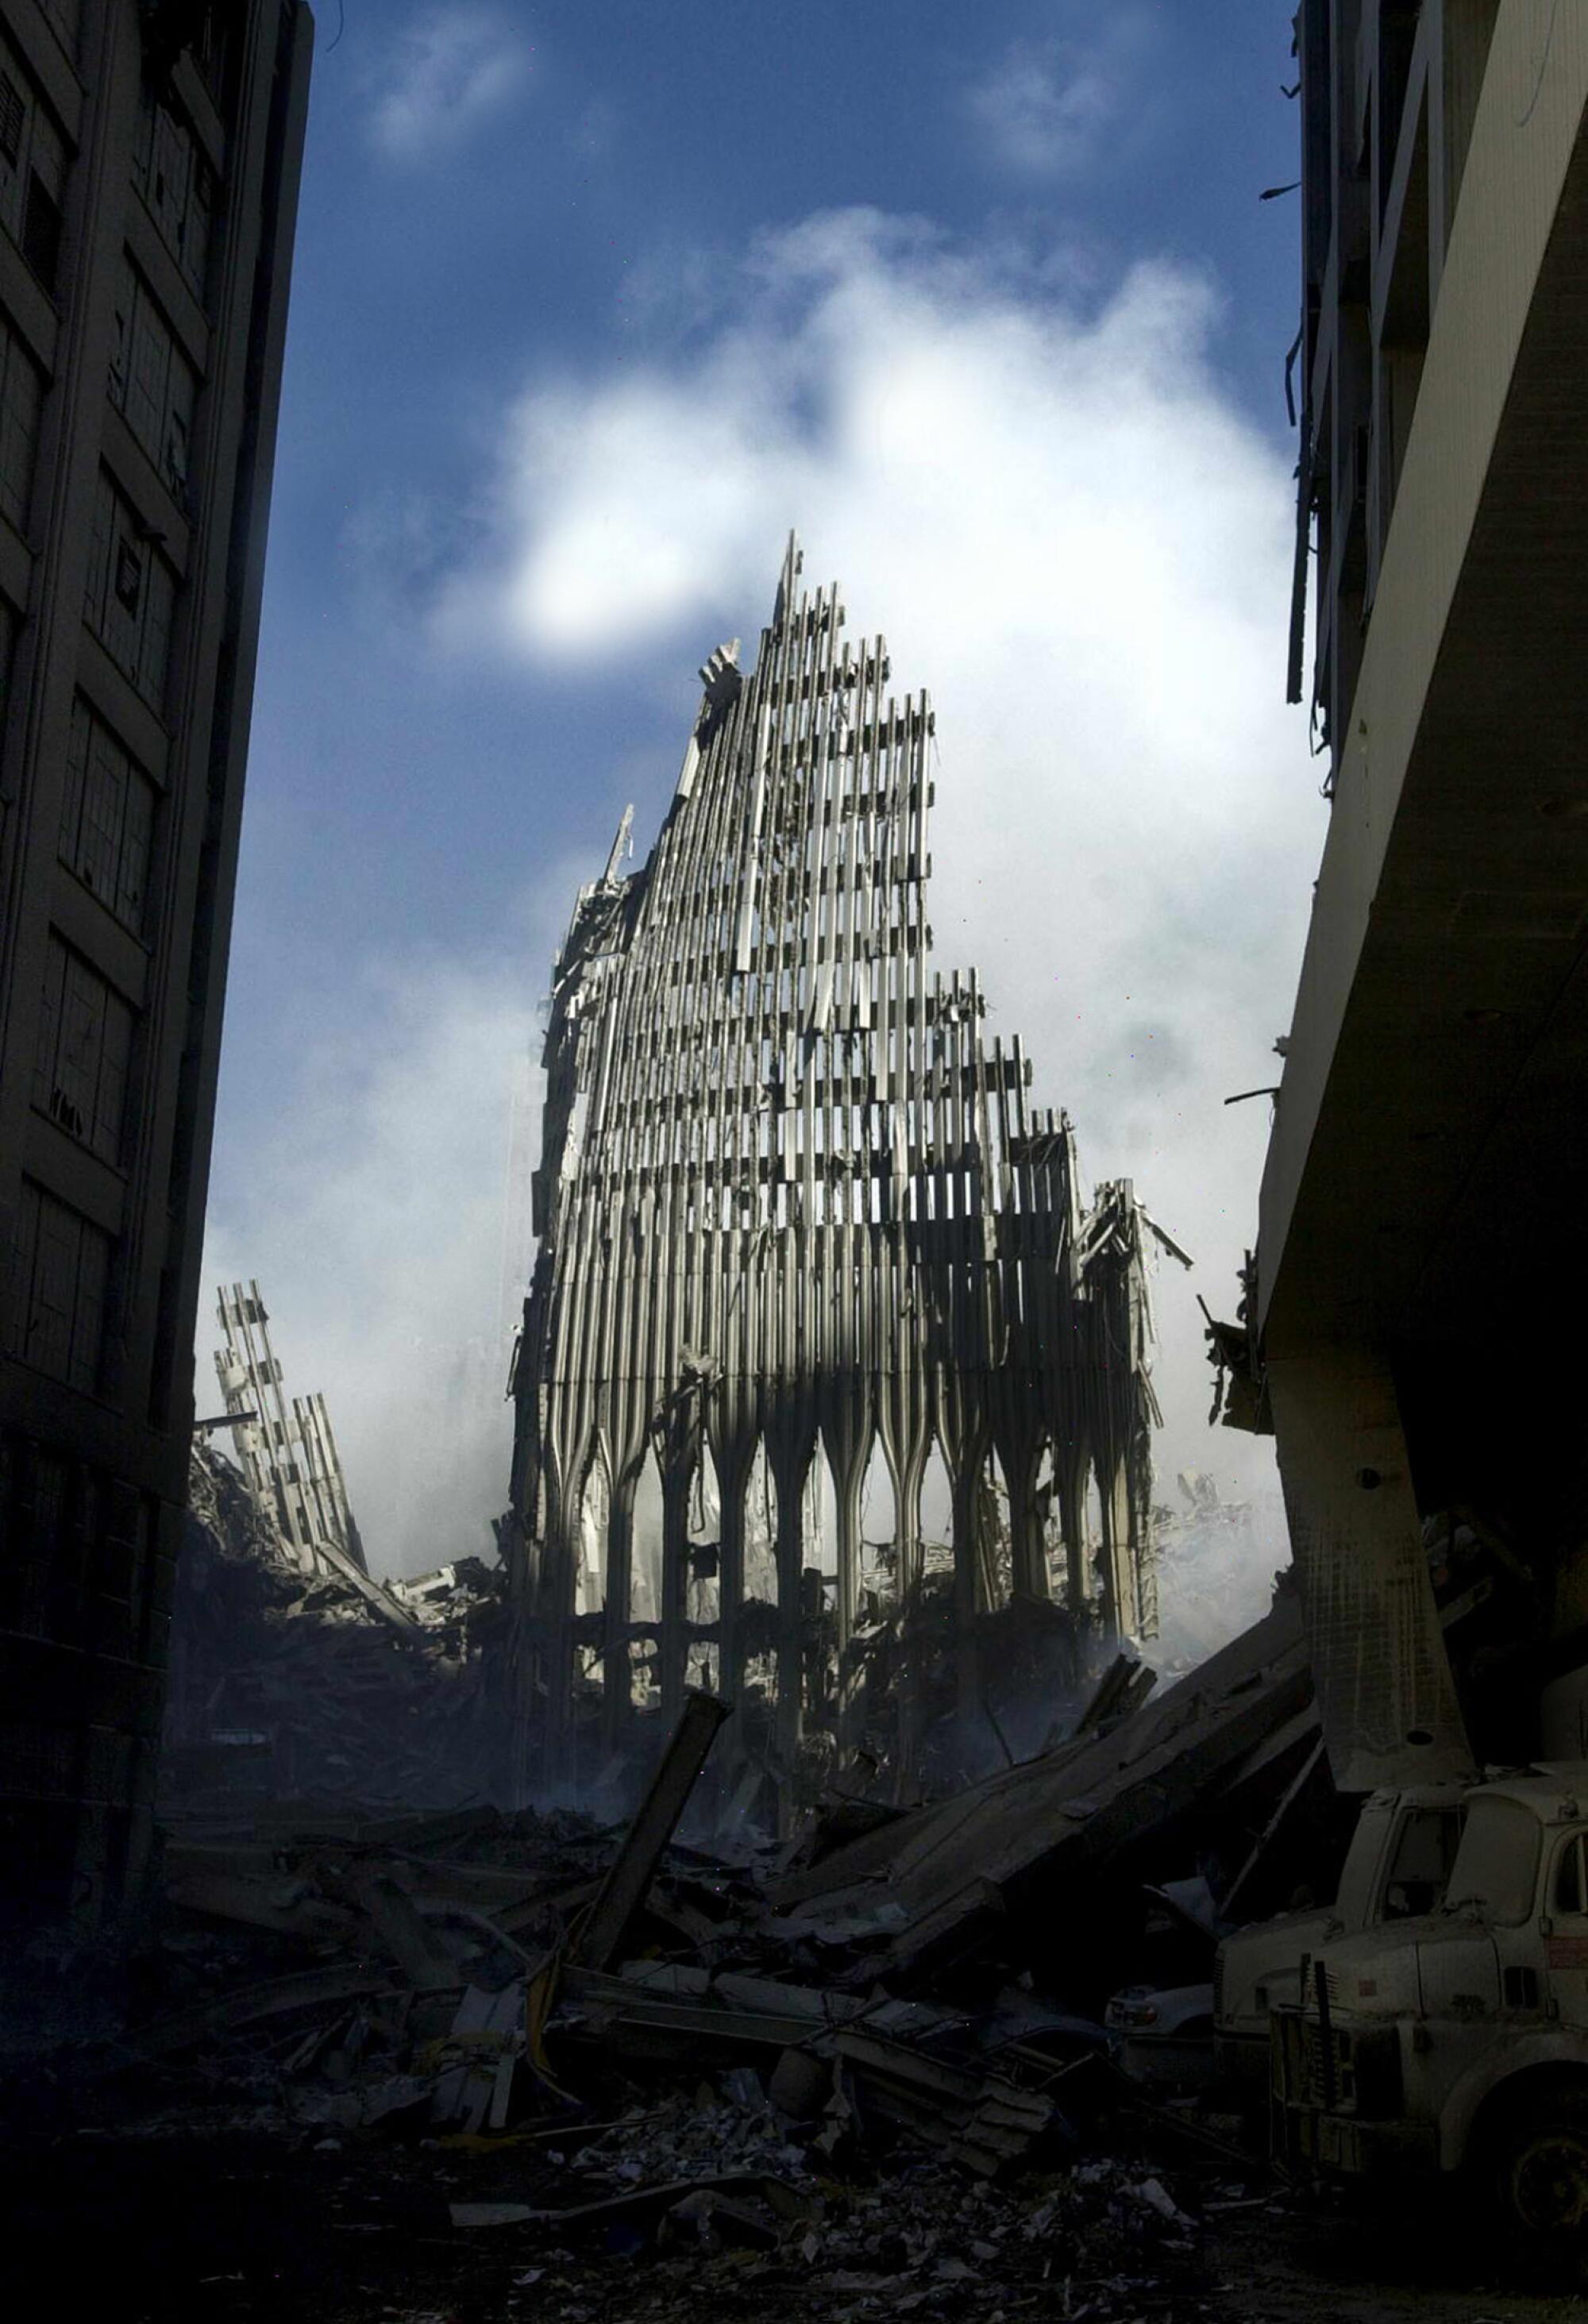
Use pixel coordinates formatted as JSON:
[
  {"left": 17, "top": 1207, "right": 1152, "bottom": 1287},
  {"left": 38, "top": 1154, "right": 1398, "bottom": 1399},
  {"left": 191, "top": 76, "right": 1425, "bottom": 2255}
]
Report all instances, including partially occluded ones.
[
  {"left": 1106, "top": 1982, "right": 1216, "bottom": 2092},
  {"left": 1269, "top": 1765, "right": 1588, "bottom": 2254},
  {"left": 1108, "top": 1878, "right": 1220, "bottom": 2091},
  {"left": 1214, "top": 1781, "right": 1467, "bottom": 2093}
]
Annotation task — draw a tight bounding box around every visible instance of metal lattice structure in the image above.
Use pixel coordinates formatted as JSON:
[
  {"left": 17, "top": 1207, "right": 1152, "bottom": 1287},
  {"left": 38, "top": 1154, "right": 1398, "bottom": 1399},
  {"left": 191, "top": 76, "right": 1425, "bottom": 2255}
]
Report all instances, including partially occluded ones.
[
  {"left": 214, "top": 1281, "right": 368, "bottom": 1582},
  {"left": 504, "top": 541, "right": 1173, "bottom": 1790}
]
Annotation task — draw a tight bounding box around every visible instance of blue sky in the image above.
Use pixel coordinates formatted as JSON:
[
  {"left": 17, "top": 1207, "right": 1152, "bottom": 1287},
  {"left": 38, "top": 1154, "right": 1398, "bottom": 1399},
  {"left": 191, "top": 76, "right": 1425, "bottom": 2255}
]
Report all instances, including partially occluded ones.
[{"left": 204, "top": 2, "right": 1324, "bottom": 1580}]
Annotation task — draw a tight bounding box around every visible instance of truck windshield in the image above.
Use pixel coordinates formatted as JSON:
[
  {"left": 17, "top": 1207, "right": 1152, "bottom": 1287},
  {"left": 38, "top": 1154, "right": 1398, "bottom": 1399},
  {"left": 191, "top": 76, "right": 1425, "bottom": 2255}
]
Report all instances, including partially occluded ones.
[
  {"left": 1382, "top": 1807, "right": 1463, "bottom": 1919},
  {"left": 1444, "top": 1798, "right": 1540, "bottom": 1926}
]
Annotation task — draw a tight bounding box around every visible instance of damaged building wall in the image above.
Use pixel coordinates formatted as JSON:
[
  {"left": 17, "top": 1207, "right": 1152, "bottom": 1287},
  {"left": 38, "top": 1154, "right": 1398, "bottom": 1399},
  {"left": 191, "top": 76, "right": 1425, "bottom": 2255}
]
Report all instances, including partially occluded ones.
[
  {"left": 162, "top": 1288, "right": 511, "bottom": 1817},
  {"left": 163, "top": 1437, "right": 507, "bottom": 1813},
  {"left": 503, "top": 540, "right": 1180, "bottom": 1800},
  {"left": 214, "top": 1281, "right": 368, "bottom": 1582},
  {"left": 1252, "top": 2, "right": 1588, "bottom": 1786}
]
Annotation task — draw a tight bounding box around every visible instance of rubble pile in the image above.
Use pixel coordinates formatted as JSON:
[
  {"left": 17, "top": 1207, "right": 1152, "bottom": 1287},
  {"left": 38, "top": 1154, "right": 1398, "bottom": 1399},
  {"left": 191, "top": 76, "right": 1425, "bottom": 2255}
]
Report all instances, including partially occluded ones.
[
  {"left": 810, "top": 1557, "right": 1096, "bottom": 1794},
  {"left": 425, "top": 2106, "right": 1236, "bottom": 2324},
  {"left": 130, "top": 1588, "right": 1326, "bottom": 2103},
  {"left": 17, "top": 1780, "right": 1268, "bottom": 2324},
  {"left": 161, "top": 1444, "right": 510, "bottom": 1813},
  {"left": 33, "top": 1591, "right": 1567, "bottom": 2314},
  {"left": 555, "top": 1562, "right": 1096, "bottom": 1826},
  {"left": 6, "top": 1598, "right": 1349, "bottom": 2317}
]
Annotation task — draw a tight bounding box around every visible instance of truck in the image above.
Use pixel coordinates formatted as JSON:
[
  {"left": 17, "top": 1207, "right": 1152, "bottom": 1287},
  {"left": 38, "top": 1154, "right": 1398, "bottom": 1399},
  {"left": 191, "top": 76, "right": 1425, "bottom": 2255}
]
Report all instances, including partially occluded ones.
[
  {"left": 1268, "top": 1763, "right": 1588, "bottom": 2256},
  {"left": 1214, "top": 1779, "right": 1467, "bottom": 2092}
]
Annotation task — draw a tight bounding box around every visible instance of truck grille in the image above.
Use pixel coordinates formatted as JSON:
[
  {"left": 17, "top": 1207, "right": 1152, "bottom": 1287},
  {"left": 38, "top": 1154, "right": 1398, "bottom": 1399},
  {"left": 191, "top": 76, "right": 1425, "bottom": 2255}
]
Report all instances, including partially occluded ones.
[
  {"left": 1272, "top": 2009, "right": 1401, "bottom": 2122},
  {"left": 1273, "top": 2008, "right": 1333, "bottom": 2109}
]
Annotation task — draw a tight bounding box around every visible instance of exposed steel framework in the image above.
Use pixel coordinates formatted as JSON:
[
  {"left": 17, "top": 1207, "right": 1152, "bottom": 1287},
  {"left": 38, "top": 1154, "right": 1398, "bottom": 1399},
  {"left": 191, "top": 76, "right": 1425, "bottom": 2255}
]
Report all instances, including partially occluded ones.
[
  {"left": 215, "top": 1281, "right": 367, "bottom": 1582},
  {"left": 505, "top": 541, "right": 1172, "bottom": 1790}
]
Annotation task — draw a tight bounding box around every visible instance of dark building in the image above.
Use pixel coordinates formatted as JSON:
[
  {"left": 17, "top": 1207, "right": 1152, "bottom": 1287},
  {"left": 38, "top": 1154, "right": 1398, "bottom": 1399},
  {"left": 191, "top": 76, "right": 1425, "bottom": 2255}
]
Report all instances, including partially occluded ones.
[
  {"left": 1255, "top": 2, "right": 1588, "bottom": 1784},
  {"left": 0, "top": 0, "right": 311, "bottom": 1925}
]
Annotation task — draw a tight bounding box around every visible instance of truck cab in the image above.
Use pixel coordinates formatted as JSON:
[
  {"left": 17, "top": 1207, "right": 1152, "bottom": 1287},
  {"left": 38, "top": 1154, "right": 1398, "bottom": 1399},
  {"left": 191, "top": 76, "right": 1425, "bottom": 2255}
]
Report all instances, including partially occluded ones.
[
  {"left": 1215, "top": 1783, "right": 1467, "bottom": 2091},
  {"left": 1269, "top": 1764, "right": 1588, "bottom": 2252}
]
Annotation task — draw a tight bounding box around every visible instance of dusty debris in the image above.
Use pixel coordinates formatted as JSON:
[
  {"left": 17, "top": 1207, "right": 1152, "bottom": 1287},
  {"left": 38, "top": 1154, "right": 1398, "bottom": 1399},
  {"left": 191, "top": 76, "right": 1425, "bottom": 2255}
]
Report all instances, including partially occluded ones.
[
  {"left": 20, "top": 1597, "right": 1494, "bottom": 2319},
  {"left": 769, "top": 1588, "right": 1314, "bottom": 1994},
  {"left": 51, "top": 1618, "right": 1318, "bottom": 2156},
  {"left": 161, "top": 1439, "right": 509, "bottom": 1816}
]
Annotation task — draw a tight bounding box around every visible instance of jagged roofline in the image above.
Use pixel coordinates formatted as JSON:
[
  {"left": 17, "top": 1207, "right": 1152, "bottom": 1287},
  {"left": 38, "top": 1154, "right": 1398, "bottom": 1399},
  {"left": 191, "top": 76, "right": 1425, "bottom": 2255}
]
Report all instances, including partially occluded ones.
[
  {"left": 773, "top": 525, "right": 800, "bottom": 631},
  {"left": 506, "top": 532, "right": 1167, "bottom": 1792},
  {"left": 591, "top": 530, "right": 914, "bottom": 911}
]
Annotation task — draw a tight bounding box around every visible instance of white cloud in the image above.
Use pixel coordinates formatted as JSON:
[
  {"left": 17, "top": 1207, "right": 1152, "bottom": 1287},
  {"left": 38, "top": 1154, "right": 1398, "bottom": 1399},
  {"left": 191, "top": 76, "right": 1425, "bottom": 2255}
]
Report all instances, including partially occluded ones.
[
  {"left": 200, "top": 896, "right": 571, "bottom": 1577},
  {"left": 967, "top": 11, "right": 1154, "bottom": 178},
  {"left": 435, "top": 206, "right": 1324, "bottom": 1520},
  {"left": 366, "top": 5, "right": 527, "bottom": 164}
]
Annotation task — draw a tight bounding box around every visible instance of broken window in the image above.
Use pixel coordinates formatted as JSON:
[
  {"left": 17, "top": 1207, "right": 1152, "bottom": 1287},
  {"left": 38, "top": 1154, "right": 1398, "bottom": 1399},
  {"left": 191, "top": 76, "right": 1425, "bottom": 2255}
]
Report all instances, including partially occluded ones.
[
  {"left": 33, "top": 932, "right": 137, "bottom": 1166},
  {"left": 58, "top": 693, "right": 160, "bottom": 936},
  {"left": 0, "top": 35, "right": 69, "bottom": 294},
  {"left": 83, "top": 468, "right": 177, "bottom": 706},
  {"left": 132, "top": 82, "right": 216, "bottom": 305},
  {"left": 110, "top": 251, "right": 199, "bottom": 504},
  {"left": 114, "top": 538, "right": 142, "bottom": 611}
]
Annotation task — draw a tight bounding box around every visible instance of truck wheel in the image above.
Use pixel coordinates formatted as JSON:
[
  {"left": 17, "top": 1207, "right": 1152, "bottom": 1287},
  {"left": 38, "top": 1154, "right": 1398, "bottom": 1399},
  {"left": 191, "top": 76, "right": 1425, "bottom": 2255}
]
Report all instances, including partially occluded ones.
[{"left": 1487, "top": 2092, "right": 1588, "bottom": 2277}]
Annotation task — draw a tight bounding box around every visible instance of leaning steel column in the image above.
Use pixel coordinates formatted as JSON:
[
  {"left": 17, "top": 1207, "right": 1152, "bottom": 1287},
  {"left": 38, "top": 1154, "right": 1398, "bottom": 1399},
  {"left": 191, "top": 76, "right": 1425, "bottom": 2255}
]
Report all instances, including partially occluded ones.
[{"left": 572, "top": 1690, "right": 733, "bottom": 1969}]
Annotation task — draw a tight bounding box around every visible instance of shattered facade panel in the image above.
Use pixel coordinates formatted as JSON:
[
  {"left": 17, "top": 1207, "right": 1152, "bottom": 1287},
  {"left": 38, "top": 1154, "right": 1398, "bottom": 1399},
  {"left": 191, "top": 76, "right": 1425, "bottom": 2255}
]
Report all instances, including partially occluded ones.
[{"left": 505, "top": 542, "right": 1172, "bottom": 1793}]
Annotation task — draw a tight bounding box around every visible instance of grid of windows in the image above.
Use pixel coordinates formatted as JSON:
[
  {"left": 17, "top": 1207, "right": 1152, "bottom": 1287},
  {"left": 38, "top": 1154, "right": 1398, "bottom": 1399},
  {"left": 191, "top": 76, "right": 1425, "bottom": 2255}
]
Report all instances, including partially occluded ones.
[
  {"left": 83, "top": 468, "right": 176, "bottom": 707},
  {"left": 0, "top": 303, "right": 44, "bottom": 534},
  {"left": 132, "top": 86, "right": 214, "bottom": 303},
  {"left": 10, "top": 1178, "right": 110, "bottom": 1395},
  {"left": 110, "top": 254, "right": 197, "bottom": 503},
  {"left": 57, "top": 693, "right": 158, "bottom": 934},
  {"left": 0, "top": 38, "right": 67, "bottom": 294},
  {"left": 33, "top": 932, "right": 134, "bottom": 1166}
]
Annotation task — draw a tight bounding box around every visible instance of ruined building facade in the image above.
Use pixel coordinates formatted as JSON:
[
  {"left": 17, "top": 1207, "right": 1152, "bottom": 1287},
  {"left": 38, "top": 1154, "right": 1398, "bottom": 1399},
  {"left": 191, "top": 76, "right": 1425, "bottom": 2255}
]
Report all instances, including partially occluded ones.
[
  {"left": 1254, "top": 2, "right": 1588, "bottom": 1785},
  {"left": 0, "top": 2, "right": 311, "bottom": 1922},
  {"left": 504, "top": 543, "right": 1172, "bottom": 1795},
  {"left": 213, "top": 1280, "right": 368, "bottom": 1586}
]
